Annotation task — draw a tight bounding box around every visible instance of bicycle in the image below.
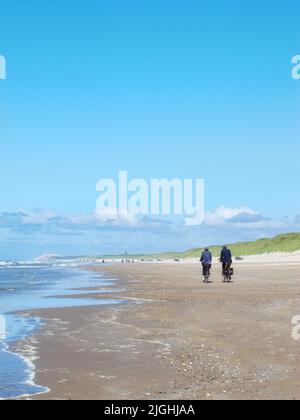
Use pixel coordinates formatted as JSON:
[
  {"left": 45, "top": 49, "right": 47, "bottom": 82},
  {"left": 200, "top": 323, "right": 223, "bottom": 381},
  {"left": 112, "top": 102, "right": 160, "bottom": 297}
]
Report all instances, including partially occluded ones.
[
  {"left": 202, "top": 263, "right": 211, "bottom": 283},
  {"left": 222, "top": 263, "right": 233, "bottom": 283}
]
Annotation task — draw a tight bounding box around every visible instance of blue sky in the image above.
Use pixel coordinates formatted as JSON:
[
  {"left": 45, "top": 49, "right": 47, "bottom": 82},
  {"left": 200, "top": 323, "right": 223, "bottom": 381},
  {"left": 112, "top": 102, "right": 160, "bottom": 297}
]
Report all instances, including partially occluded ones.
[{"left": 0, "top": 0, "right": 300, "bottom": 259}]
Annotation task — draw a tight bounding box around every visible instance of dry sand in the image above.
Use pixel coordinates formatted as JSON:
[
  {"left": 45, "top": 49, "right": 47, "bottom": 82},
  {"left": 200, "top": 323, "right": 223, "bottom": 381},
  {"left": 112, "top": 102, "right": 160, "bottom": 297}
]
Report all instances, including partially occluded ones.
[{"left": 15, "top": 262, "right": 300, "bottom": 400}]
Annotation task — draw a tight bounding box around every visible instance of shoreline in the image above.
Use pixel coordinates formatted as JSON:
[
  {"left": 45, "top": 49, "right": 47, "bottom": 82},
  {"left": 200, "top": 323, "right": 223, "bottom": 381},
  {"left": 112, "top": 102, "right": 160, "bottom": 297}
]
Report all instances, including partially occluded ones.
[
  {"left": 0, "top": 324, "right": 49, "bottom": 400},
  {"left": 12, "top": 261, "right": 300, "bottom": 400},
  {"left": 0, "top": 267, "right": 123, "bottom": 400},
  {"left": 0, "top": 343, "right": 49, "bottom": 400}
]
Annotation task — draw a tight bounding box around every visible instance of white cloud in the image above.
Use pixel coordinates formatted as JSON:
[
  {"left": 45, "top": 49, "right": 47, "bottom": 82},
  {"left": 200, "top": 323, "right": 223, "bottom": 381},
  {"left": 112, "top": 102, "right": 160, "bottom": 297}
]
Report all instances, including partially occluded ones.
[
  {"left": 0, "top": 208, "right": 171, "bottom": 234},
  {"left": 203, "top": 206, "right": 294, "bottom": 231},
  {"left": 0, "top": 206, "right": 299, "bottom": 259},
  {"left": 205, "top": 206, "right": 260, "bottom": 226},
  {"left": 0, "top": 206, "right": 298, "bottom": 234}
]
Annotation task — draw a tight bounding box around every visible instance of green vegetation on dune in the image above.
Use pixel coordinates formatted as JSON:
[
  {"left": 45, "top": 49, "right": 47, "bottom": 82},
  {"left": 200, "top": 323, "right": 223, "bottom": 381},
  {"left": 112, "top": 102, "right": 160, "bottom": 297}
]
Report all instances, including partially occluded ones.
[
  {"left": 86, "top": 233, "right": 300, "bottom": 261},
  {"left": 184, "top": 233, "right": 300, "bottom": 258}
]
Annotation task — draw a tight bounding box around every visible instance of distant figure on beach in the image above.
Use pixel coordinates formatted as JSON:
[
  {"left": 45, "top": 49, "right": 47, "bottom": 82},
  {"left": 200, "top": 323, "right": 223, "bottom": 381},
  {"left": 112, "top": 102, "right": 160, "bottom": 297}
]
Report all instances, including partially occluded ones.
[
  {"left": 200, "top": 247, "right": 212, "bottom": 281},
  {"left": 220, "top": 246, "right": 232, "bottom": 274}
]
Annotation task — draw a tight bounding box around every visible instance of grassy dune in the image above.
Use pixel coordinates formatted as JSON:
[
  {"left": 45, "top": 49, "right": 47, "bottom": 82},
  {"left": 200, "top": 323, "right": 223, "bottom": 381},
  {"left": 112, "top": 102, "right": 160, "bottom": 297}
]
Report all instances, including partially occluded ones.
[
  {"left": 183, "top": 233, "right": 300, "bottom": 258},
  {"left": 89, "top": 233, "right": 300, "bottom": 260}
]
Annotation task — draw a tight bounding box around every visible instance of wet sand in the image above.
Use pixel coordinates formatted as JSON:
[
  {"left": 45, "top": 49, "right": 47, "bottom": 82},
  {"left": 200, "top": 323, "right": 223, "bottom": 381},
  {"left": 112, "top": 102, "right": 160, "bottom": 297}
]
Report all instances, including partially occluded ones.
[{"left": 17, "top": 262, "right": 300, "bottom": 400}]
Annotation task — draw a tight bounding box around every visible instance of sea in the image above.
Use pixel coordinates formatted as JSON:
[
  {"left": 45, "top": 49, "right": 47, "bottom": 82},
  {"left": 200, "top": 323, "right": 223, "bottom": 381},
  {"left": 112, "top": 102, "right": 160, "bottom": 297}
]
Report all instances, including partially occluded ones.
[{"left": 0, "top": 259, "right": 120, "bottom": 399}]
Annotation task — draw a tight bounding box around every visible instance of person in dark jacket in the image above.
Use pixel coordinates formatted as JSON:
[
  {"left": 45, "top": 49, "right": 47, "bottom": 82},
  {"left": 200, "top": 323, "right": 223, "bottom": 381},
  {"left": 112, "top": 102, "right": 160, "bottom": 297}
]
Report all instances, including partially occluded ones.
[
  {"left": 220, "top": 246, "right": 232, "bottom": 274},
  {"left": 200, "top": 247, "right": 212, "bottom": 279}
]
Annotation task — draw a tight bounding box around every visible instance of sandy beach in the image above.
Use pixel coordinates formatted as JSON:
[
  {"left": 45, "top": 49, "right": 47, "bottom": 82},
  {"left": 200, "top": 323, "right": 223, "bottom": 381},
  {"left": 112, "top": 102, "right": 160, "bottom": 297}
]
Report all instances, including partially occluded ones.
[{"left": 15, "top": 261, "right": 300, "bottom": 400}]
